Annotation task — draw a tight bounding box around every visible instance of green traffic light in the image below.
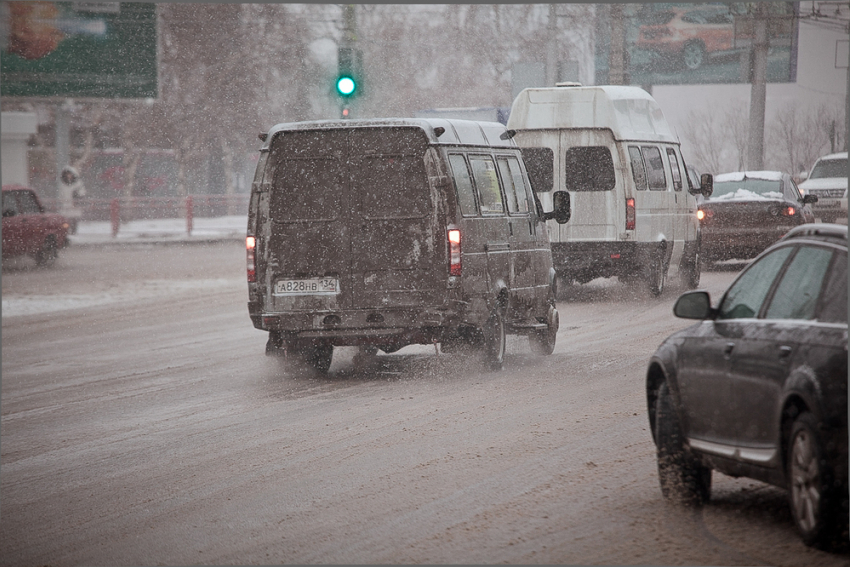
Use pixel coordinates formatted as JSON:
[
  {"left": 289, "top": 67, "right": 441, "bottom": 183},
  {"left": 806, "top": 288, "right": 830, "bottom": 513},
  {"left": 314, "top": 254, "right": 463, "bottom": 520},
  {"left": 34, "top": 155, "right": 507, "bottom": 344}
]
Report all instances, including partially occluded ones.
[{"left": 336, "top": 76, "right": 356, "bottom": 97}]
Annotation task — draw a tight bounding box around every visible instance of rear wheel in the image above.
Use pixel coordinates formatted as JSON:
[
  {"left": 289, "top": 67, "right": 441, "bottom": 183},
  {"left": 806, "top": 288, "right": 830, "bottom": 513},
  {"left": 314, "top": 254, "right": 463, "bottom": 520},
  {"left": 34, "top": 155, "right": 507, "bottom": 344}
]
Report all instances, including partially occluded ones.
[
  {"left": 787, "top": 412, "right": 845, "bottom": 548},
  {"left": 482, "top": 307, "right": 506, "bottom": 371},
  {"left": 682, "top": 41, "right": 705, "bottom": 70},
  {"left": 530, "top": 303, "right": 558, "bottom": 356},
  {"left": 655, "top": 382, "right": 712, "bottom": 505},
  {"left": 680, "top": 245, "right": 701, "bottom": 290},
  {"left": 647, "top": 246, "right": 668, "bottom": 297},
  {"left": 300, "top": 344, "right": 333, "bottom": 375}
]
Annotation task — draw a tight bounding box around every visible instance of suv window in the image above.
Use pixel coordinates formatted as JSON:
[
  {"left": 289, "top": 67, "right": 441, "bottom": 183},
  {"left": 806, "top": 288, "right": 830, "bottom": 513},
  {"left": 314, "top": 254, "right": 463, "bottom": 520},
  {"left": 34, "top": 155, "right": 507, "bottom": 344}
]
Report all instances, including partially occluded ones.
[
  {"left": 718, "top": 246, "right": 793, "bottom": 319},
  {"left": 497, "top": 156, "right": 529, "bottom": 214},
  {"left": 469, "top": 156, "right": 505, "bottom": 215},
  {"left": 564, "top": 146, "right": 615, "bottom": 192},
  {"left": 810, "top": 157, "right": 848, "bottom": 179},
  {"left": 449, "top": 154, "right": 478, "bottom": 216},
  {"left": 818, "top": 251, "right": 847, "bottom": 323},
  {"left": 764, "top": 246, "right": 833, "bottom": 320}
]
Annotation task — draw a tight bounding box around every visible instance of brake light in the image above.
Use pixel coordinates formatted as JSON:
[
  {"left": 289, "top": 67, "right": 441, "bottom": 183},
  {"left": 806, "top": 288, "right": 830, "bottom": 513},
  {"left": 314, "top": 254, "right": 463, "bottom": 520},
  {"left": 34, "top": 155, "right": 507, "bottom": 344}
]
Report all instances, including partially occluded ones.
[
  {"left": 448, "top": 229, "right": 461, "bottom": 276},
  {"left": 246, "top": 236, "right": 256, "bottom": 282},
  {"left": 696, "top": 209, "right": 705, "bottom": 221},
  {"left": 626, "top": 198, "right": 636, "bottom": 230}
]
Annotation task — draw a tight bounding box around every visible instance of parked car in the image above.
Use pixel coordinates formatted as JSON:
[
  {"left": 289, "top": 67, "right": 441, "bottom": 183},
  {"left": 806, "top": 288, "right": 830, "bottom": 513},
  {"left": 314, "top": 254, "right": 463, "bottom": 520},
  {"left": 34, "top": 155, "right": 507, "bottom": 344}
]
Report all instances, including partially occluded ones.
[
  {"left": 646, "top": 223, "right": 848, "bottom": 549},
  {"left": 636, "top": 5, "right": 741, "bottom": 70},
  {"left": 698, "top": 171, "right": 817, "bottom": 263},
  {"left": 799, "top": 151, "right": 848, "bottom": 224},
  {"left": 2, "top": 184, "right": 70, "bottom": 266}
]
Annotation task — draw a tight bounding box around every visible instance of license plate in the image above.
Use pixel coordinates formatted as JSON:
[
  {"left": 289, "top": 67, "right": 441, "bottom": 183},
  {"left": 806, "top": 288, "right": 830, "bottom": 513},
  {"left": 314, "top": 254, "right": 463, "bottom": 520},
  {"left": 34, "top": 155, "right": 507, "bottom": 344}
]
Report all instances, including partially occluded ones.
[{"left": 274, "top": 278, "right": 339, "bottom": 295}]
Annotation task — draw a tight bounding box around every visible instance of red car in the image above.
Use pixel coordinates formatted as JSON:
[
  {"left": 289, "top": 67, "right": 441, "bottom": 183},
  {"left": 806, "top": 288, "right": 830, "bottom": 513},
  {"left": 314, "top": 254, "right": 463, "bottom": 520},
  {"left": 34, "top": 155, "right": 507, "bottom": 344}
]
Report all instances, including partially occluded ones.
[
  {"left": 2, "top": 184, "right": 70, "bottom": 266},
  {"left": 637, "top": 6, "right": 741, "bottom": 70}
]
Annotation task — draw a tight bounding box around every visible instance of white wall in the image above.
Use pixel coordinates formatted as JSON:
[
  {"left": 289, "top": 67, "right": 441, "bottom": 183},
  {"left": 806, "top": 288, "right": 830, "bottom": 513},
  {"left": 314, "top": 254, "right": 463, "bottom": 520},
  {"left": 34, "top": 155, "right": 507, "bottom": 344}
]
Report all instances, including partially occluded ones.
[{"left": 1, "top": 112, "right": 38, "bottom": 186}]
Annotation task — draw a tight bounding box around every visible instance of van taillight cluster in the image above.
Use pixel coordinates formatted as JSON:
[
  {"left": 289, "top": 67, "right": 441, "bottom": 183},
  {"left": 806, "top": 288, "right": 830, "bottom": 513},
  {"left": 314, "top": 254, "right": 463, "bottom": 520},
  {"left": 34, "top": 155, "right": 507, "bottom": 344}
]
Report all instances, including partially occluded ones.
[
  {"left": 626, "top": 198, "right": 636, "bottom": 230},
  {"left": 246, "top": 236, "right": 256, "bottom": 282},
  {"left": 448, "top": 229, "right": 462, "bottom": 276}
]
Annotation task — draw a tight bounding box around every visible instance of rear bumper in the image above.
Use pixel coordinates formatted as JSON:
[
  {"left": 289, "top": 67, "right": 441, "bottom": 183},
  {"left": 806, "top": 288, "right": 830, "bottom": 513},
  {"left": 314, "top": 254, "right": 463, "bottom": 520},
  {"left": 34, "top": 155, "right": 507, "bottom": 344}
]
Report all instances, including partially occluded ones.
[
  {"left": 250, "top": 305, "right": 464, "bottom": 347},
  {"left": 551, "top": 240, "right": 660, "bottom": 282},
  {"left": 701, "top": 225, "right": 792, "bottom": 261}
]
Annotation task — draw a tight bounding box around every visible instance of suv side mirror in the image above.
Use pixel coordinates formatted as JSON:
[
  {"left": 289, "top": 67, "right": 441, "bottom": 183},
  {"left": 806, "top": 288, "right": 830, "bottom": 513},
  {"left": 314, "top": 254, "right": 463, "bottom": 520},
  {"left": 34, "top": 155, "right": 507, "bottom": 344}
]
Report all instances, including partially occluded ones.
[
  {"left": 801, "top": 194, "right": 819, "bottom": 205},
  {"left": 699, "top": 173, "right": 713, "bottom": 197},
  {"left": 543, "top": 190, "right": 571, "bottom": 224},
  {"left": 673, "top": 290, "right": 714, "bottom": 319}
]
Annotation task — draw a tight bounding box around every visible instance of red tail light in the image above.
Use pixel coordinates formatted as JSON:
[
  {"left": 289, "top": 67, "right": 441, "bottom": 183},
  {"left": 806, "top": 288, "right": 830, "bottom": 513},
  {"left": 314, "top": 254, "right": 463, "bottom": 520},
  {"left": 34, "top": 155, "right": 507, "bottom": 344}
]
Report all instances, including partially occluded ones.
[
  {"left": 782, "top": 206, "right": 796, "bottom": 217},
  {"left": 448, "top": 229, "right": 461, "bottom": 276},
  {"left": 626, "top": 198, "right": 636, "bottom": 230},
  {"left": 246, "top": 236, "right": 256, "bottom": 282}
]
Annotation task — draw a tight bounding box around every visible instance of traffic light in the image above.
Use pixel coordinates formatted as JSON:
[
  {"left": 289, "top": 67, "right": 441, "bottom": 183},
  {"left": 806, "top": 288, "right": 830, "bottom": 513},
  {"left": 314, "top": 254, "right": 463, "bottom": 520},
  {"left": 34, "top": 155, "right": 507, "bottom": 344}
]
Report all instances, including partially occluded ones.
[{"left": 336, "top": 46, "right": 361, "bottom": 98}]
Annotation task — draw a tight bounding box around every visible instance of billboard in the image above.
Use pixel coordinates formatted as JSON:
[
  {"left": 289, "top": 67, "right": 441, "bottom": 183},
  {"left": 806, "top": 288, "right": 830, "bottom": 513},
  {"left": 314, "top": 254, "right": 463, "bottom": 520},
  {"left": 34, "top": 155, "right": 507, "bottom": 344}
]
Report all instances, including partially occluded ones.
[
  {"left": 1, "top": 1, "right": 157, "bottom": 98},
  {"left": 595, "top": 2, "right": 799, "bottom": 86}
]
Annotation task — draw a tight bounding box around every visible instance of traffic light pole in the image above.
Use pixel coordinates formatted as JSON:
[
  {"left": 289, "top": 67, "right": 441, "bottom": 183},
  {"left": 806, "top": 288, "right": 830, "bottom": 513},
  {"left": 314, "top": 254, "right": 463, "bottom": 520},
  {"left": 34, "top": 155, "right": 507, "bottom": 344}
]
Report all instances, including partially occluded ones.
[{"left": 339, "top": 4, "right": 356, "bottom": 118}]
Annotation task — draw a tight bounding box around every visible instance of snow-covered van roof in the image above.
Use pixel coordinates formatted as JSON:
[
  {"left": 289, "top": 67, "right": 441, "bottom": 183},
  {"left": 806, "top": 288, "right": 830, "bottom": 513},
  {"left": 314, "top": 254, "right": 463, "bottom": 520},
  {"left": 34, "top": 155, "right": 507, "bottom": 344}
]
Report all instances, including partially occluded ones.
[
  {"left": 506, "top": 85, "right": 677, "bottom": 143},
  {"left": 260, "top": 118, "right": 517, "bottom": 150}
]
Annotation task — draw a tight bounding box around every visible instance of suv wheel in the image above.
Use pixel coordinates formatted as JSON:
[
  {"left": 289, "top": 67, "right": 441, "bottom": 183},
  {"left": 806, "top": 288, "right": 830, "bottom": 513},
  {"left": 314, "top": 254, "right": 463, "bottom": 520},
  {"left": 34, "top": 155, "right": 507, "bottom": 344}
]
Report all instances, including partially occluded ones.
[
  {"left": 788, "top": 412, "right": 844, "bottom": 548},
  {"left": 655, "top": 382, "right": 711, "bottom": 505}
]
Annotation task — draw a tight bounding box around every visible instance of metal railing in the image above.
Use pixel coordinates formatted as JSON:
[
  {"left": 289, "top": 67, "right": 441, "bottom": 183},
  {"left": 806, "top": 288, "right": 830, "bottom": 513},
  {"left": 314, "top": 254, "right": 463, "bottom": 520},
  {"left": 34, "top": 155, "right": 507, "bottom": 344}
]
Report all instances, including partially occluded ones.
[{"left": 41, "top": 194, "right": 250, "bottom": 237}]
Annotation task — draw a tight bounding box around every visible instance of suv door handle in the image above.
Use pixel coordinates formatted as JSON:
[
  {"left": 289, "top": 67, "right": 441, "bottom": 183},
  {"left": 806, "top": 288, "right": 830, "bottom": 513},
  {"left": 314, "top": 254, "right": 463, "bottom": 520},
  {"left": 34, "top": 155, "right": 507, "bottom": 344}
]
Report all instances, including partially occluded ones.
[
  {"left": 724, "top": 342, "right": 734, "bottom": 359},
  {"left": 778, "top": 345, "right": 792, "bottom": 360}
]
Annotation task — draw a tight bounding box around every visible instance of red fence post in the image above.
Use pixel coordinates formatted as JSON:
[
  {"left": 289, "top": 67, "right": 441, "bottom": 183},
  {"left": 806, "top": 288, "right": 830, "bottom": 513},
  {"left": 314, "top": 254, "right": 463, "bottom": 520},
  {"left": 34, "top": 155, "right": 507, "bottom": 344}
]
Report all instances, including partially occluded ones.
[
  {"left": 110, "top": 198, "right": 120, "bottom": 238},
  {"left": 186, "top": 195, "right": 194, "bottom": 236}
]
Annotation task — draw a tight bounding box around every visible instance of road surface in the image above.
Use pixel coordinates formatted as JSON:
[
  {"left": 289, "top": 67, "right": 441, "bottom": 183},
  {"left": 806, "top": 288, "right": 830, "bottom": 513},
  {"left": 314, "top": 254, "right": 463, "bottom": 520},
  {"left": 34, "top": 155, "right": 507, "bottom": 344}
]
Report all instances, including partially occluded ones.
[{"left": 2, "top": 242, "right": 847, "bottom": 565}]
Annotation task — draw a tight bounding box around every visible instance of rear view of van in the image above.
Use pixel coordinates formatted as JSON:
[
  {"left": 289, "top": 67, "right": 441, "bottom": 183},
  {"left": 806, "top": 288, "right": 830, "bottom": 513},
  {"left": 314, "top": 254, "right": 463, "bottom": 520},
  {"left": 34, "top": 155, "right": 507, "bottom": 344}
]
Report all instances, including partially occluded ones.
[
  {"left": 247, "top": 118, "right": 570, "bottom": 373},
  {"left": 507, "top": 85, "right": 712, "bottom": 296}
]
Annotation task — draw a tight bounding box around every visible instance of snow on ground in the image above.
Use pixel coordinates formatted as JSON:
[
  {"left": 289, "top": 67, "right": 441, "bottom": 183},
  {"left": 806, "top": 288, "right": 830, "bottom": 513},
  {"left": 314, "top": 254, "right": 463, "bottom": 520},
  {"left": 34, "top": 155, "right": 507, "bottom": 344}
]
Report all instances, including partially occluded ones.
[
  {"left": 3, "top": 216, "right": 247, "bottom": 319},
  {"left": 2, "top": 278, "right": 242, "bottom": 318}
]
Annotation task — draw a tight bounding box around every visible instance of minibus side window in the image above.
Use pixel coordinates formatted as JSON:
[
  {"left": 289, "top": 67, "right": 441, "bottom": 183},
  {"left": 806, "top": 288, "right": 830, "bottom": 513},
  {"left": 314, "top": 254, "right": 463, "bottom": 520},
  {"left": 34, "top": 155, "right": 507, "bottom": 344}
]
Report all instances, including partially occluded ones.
[
  {"left": 564, "top": 146, "right": 615, "bottom": 191},
  {"left": 642, "top": 146, "right": 668, "bottom": 191},
  {"left": 628, "top": 146, "right": 648, "bottom": 191},
  {"left": 666, "top": 148, "right": 683, "bottom": 191},
  {"left": 470, "top": 156, "right": 505, "bottom": 215},
  {"left": 497, "top": 156, "right": 529, "bottom": 214},
  {"left": 448, "top": 153, "right": 479, "bottom": 216}
]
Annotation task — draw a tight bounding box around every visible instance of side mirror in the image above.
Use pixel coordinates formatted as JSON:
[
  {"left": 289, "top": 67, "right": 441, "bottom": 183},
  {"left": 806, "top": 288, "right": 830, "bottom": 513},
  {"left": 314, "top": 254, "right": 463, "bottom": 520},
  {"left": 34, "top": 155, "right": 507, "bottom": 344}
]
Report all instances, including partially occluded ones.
[
  {"left": 543, "top": 190, "right": 571, "bottom": 224},
  {"left": 673, "top": 291, "right": 714, "bottom": 320},
  {"left": 801, "top": 194, "right": 818, "bottom": 205},
  {"left": 699, "top": 173, "right": 713, "bottom": 197}
]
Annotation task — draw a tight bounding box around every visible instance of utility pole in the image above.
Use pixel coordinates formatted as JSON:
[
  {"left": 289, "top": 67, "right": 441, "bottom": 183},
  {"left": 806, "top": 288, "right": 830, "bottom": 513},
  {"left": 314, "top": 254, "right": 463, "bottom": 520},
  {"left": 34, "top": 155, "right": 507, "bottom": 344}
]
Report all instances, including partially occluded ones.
[
  {"left": 546, "top": 4, "right": 557, "bottom": 87},
  {"left": 746, "top": 2, "right": 769, "bottom": 170},
  {"left": 608, "top": 4, "right": 627, "bottom": 85}
]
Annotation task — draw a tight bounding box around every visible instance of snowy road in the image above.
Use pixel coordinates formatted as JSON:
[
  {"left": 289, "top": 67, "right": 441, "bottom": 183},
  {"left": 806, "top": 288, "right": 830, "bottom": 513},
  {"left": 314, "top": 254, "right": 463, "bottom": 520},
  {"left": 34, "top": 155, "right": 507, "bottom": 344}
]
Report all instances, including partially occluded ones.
[{"left": 1, "top": 242, "right": 847, "bottom": 565}]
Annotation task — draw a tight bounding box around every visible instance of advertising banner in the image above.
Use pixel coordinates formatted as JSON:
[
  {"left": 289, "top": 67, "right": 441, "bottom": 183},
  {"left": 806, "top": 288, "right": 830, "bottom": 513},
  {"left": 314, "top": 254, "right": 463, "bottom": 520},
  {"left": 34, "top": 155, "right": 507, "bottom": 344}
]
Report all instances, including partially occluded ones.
[
  {"left": 1, "top": 2, "right": 157, "bottom": 98},
  {"left": 595, "top": 2, "right": 799, "bottom": 86}
]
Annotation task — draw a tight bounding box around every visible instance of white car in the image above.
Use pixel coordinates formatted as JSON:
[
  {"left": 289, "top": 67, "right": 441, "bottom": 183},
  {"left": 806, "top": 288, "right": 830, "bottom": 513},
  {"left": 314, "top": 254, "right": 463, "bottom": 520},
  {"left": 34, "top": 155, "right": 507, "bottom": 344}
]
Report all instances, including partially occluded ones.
[{"left": 799, "top": 151, "right": 848, "bottom": 223}]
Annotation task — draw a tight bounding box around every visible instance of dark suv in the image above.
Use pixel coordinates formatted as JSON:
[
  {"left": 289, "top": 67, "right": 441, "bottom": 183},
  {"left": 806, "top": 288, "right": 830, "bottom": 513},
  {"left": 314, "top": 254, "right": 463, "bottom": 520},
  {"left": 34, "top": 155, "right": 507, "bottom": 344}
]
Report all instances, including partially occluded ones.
[
  {"left": 646, "top": 223, "right": 847, "bottom": 549},
  {"left": 2, "top": 185, "right": 70, "bottom": 266}
]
